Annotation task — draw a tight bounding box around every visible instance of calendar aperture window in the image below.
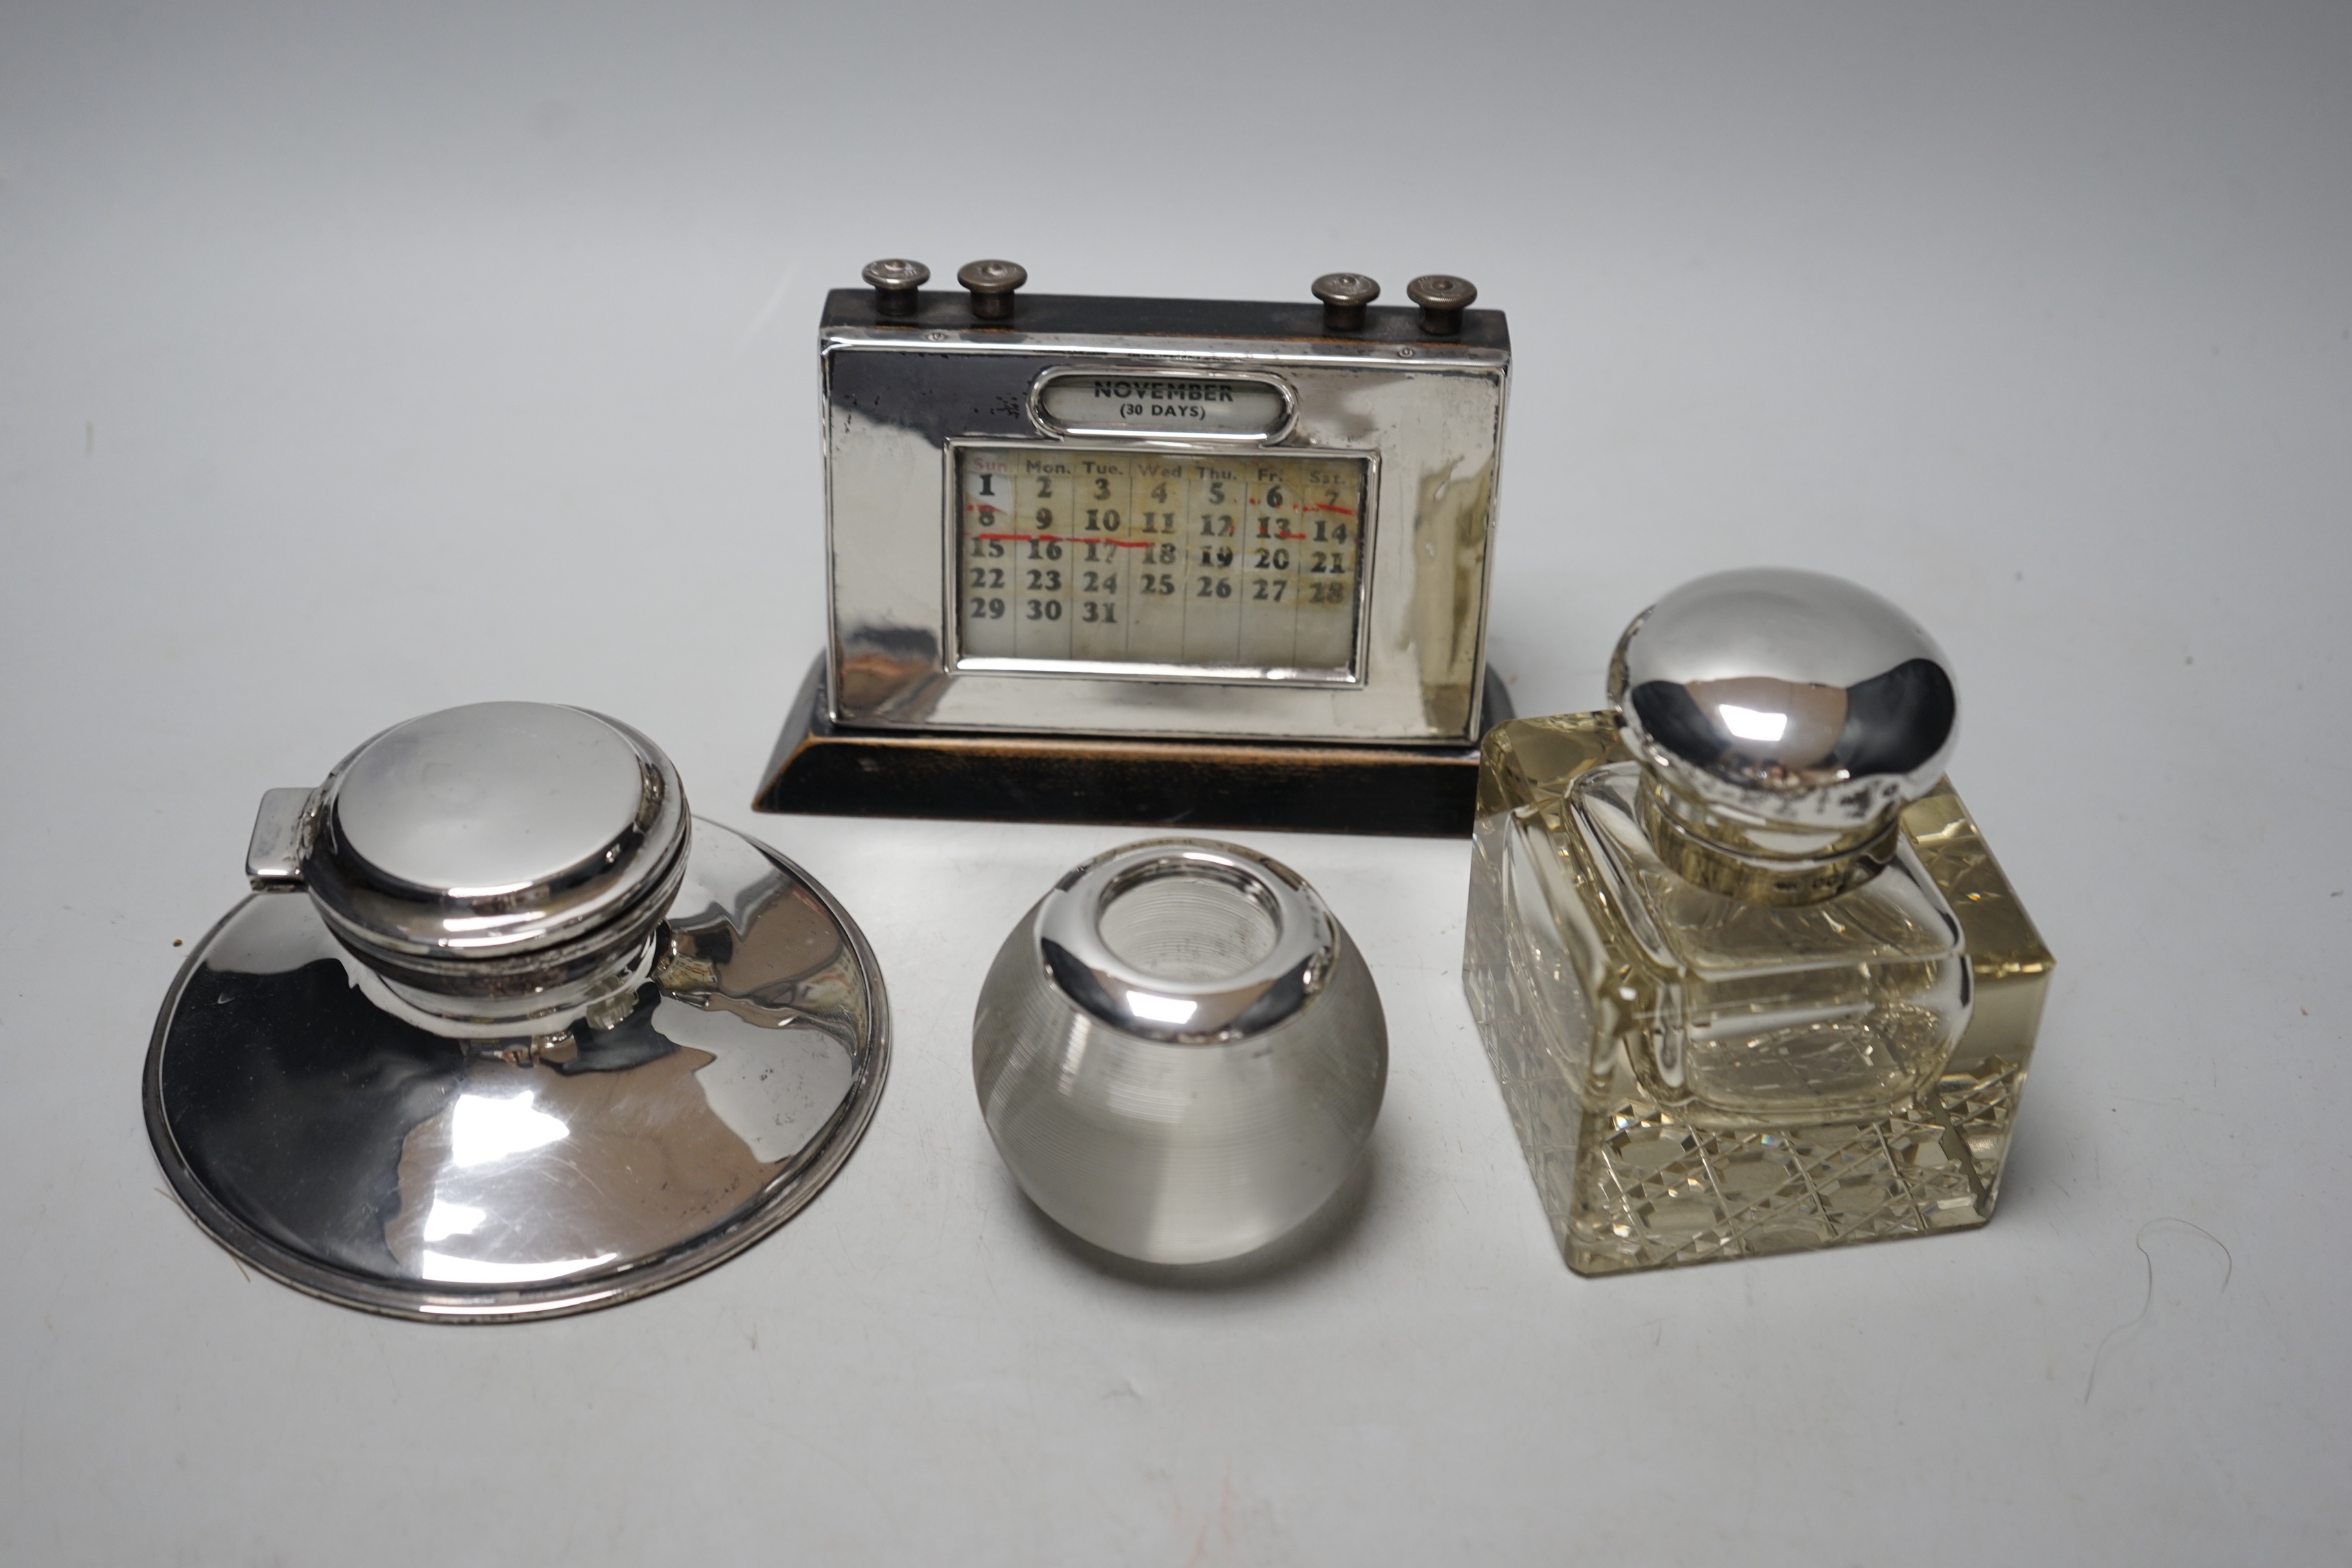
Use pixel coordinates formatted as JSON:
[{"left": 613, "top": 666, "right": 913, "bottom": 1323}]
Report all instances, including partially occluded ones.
[{"left": 952, "top": 444, "right": 1370, "bottom": 681}]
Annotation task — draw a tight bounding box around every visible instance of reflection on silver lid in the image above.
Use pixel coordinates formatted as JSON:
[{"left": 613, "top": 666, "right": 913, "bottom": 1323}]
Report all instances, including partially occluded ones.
[
  {"left": 1608, "top": 568, "right": 1960, "bottom": 835},
  {"left": 333, "top": 702, "right": 651, "bottom": 897},
  {"left": 273, "top": 702, "right": 691, "bottom": 1025}
]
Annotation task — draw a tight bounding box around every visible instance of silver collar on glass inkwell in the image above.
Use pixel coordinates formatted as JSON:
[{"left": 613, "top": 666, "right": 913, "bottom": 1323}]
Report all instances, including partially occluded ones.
[{"left": 145, "top": 701, "right": 889, "bottom": 1322}]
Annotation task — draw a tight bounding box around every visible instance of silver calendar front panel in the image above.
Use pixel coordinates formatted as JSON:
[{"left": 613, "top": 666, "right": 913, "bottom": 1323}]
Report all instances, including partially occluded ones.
[{"left": 822, "top": 312, "right": 1509, "bottom": 746}]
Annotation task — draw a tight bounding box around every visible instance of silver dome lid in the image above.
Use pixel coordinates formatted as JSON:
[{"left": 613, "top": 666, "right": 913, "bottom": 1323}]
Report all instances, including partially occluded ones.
[{"left": 1609, "top": 569, "right": 1959, "bottom": 840}]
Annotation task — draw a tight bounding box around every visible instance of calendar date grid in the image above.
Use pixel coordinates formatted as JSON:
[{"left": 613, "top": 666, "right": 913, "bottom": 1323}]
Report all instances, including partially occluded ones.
[{"left": 952, "top": 445, "right": 1369, "bottom": 676}]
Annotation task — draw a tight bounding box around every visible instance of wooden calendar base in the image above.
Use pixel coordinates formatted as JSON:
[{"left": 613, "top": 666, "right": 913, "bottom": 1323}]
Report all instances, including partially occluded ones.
[{"left": 750, "top": 657, "right": 1512, "bottom": 838}]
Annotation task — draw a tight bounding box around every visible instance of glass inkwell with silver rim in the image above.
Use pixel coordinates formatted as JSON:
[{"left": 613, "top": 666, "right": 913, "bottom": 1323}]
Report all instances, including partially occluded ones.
[
  {"left": 1462, "top": 569, "right": 2054, "bottom": 1275},
  {"left": 144, "top": 702, "right": 889, "bottom": 1320},
  {"left": 975, "top": 839, "right": 1387, "bottom": 1266}
]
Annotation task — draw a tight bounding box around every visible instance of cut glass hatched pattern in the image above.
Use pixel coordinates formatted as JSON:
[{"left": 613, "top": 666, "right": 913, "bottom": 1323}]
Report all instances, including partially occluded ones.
[{"left": 1463, "top": 713, "right": 2052, "bottom": 1276}]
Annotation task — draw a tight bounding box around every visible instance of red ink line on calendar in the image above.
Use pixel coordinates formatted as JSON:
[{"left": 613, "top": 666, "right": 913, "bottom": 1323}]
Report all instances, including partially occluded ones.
[{"left": 974, "top": 532, "right": 1150, "bottom": 549}]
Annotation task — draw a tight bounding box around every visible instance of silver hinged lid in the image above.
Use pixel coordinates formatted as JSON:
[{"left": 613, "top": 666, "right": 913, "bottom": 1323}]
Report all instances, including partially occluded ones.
[{"left": 249, "top": 702, "right": 689, "bottom": 1006}]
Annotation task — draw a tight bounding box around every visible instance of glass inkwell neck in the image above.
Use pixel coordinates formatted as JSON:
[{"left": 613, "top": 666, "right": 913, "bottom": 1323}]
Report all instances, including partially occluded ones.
[{"left": 1607, "top": 568, "right": 1961, "bottom": 906}]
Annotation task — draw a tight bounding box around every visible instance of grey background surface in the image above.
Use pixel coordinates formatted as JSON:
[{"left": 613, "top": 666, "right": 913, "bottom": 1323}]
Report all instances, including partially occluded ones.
[{"left": 4, "top": 2, "right": 2347, "bottom": 1563}]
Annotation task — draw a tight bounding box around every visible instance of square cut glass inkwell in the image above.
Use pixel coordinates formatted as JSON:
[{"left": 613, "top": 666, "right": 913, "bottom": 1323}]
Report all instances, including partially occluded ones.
[{"left": 1462, "top": 571, "right": 2054, "bottom": 1275}]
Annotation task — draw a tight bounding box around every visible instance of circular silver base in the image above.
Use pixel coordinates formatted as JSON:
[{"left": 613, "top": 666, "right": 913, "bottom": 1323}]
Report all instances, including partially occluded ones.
[{"left": 144, "top": 820, "right": 888, "bottom": 1322}]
